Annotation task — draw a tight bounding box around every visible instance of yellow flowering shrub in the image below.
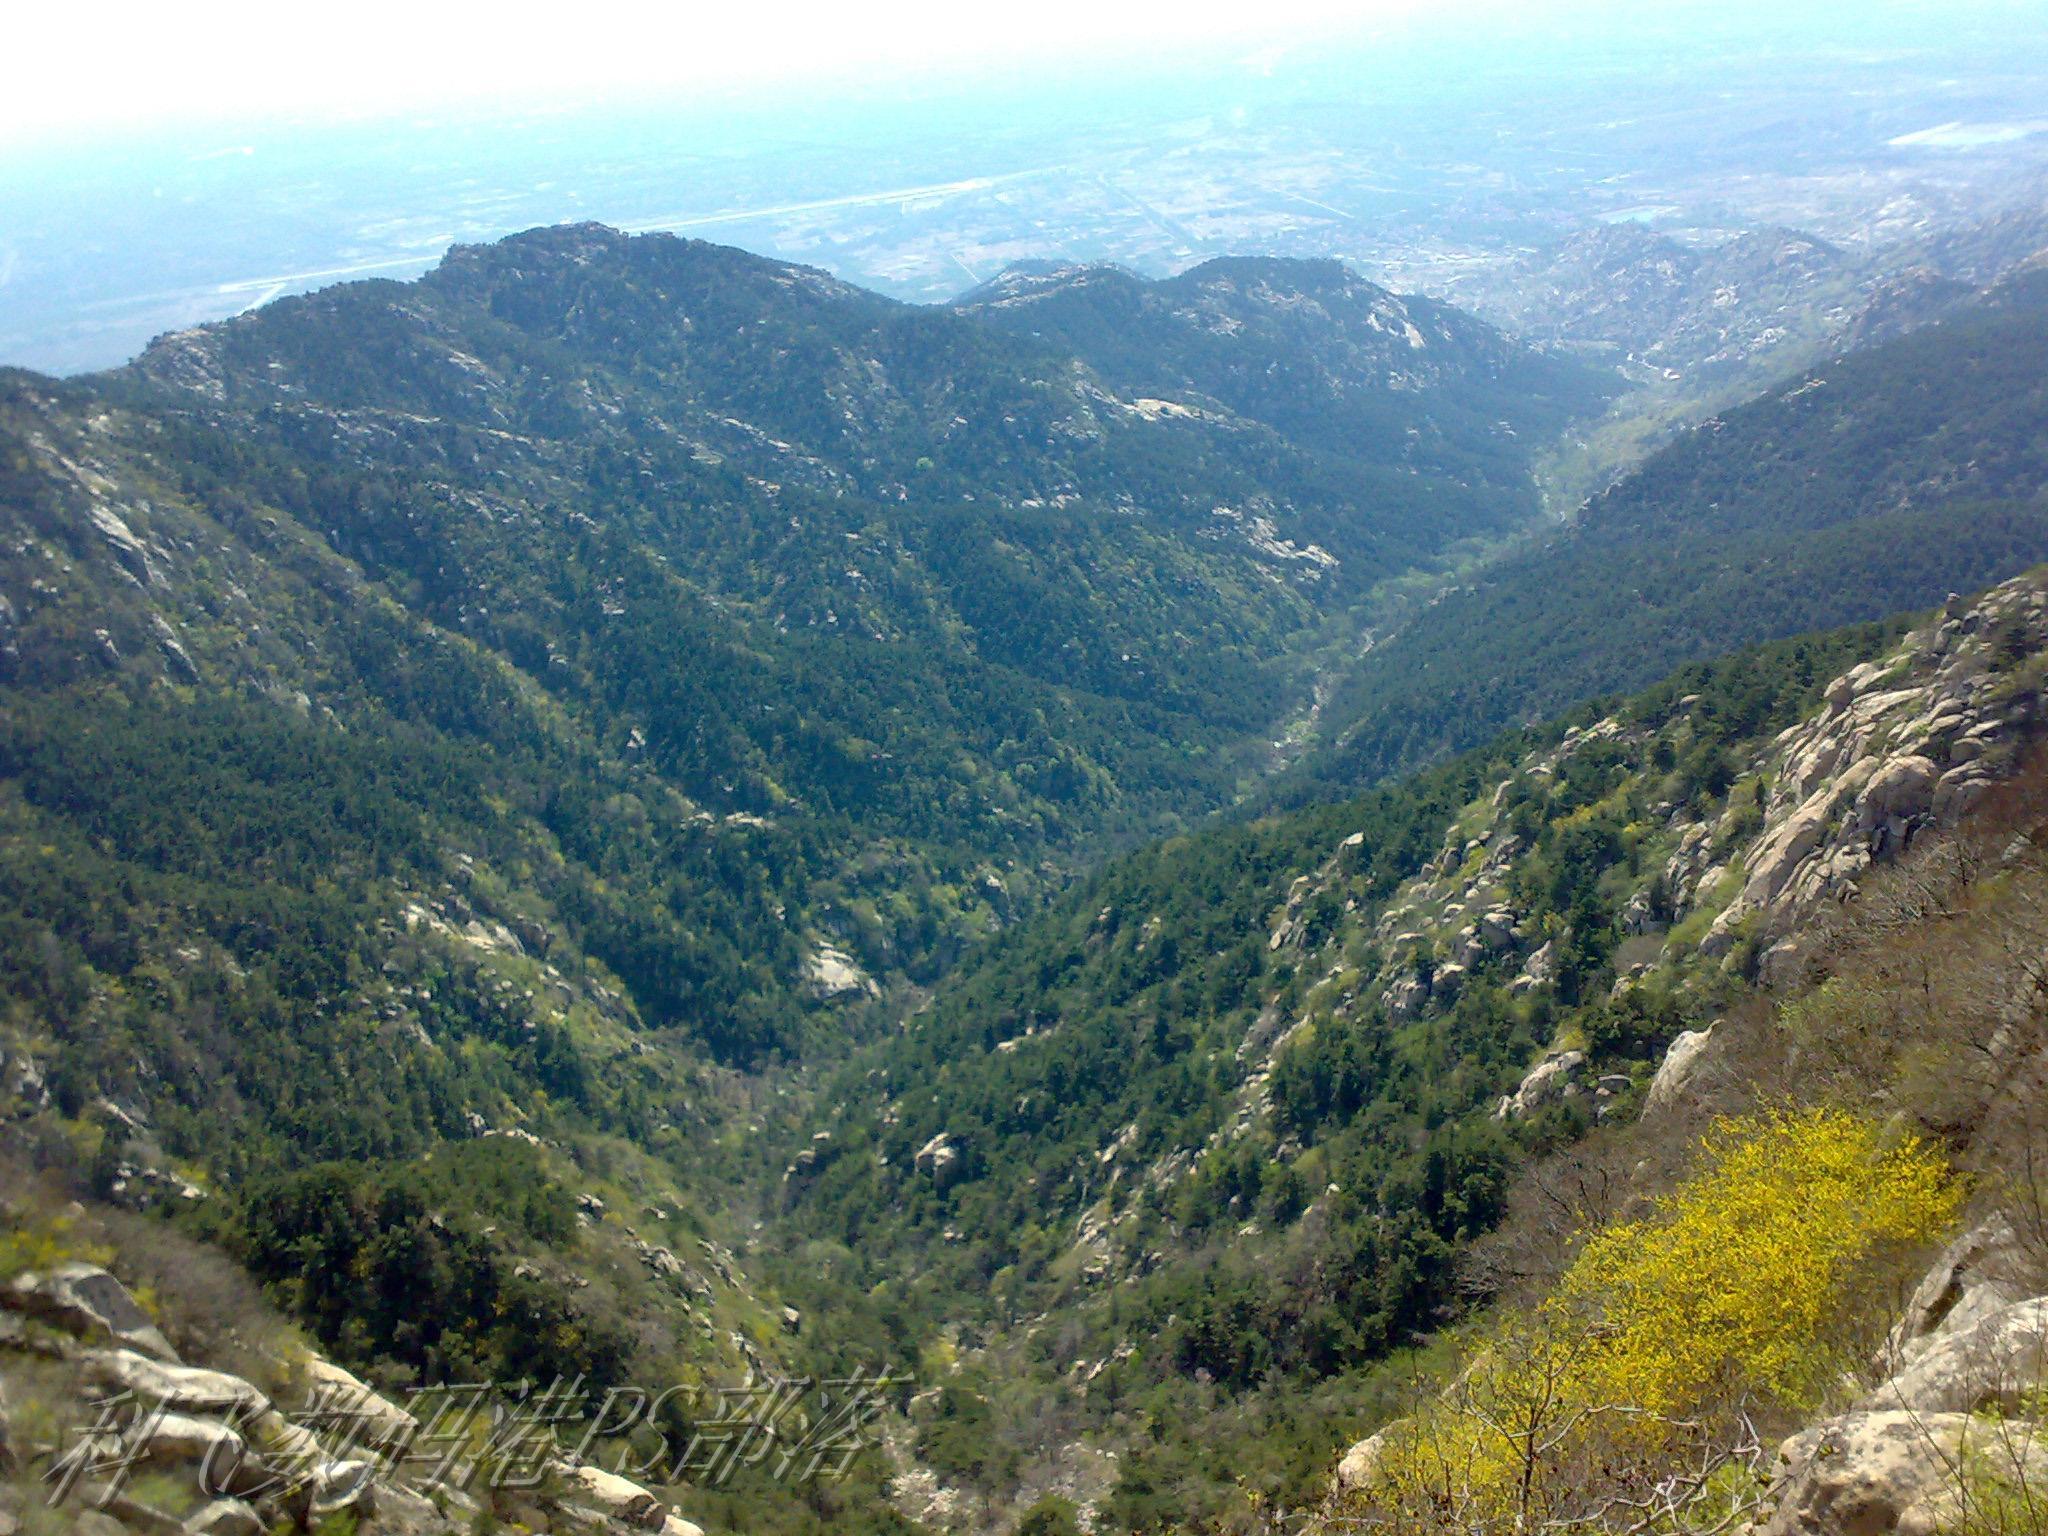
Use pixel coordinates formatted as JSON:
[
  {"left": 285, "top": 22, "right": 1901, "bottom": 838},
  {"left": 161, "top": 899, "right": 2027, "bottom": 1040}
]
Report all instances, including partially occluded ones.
[
  {"left": 1362, "top": 1107, "right": 1961, "bottom": 1533},
  {"left": 1369, "top": 1312, "right": 1607, "bottom": 1532},
  {"left": 0, "top": 1210, "right": 112, "bottom": 1282},
  {"left": 1559, "top": 1106, "right": 1960, "bottom": 1417}
]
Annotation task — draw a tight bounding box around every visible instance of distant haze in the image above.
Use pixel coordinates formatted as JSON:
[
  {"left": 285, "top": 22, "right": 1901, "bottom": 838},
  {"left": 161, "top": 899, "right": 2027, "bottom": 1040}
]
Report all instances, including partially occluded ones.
[
  {"left": 6, "top": 0, "right": 1445, "bottom": 145},
  {"left": 3, "top": 0, "right": 2046, "bottom": 374}
]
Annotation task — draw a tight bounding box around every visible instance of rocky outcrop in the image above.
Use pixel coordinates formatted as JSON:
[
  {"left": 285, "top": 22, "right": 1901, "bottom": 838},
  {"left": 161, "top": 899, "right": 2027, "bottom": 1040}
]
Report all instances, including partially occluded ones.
[
  {"left": 805, "top": 944, "right": 878, "bottom": 1001},
  {"left": 1511, "top": 939, "right": 1557, "bottom": 996},
  {"left": 148, "top": 614, "right": 200, "bottom": 684},
  {"left": 1861, "top": 1295, "right": 2048, "bottom": 1416},
  {"left": 1495, "top": 1050, "right": 1586, "bottom": 1120},
  {"left": 1684, "top": 576, "right": 2048, "bottom": 972},
  {"left": 0, "top": 1245, "right": 709, "bottom": 1536},
  {"left": 1259, "top": 574, "right": 2048, "bottom": 1217},
  {"left": 1751, "top": 1212, "right": 2048, "bottom": 1535},
  {"left": 1641, "top": 1025, "right": 1717, "bottom": 1116},
  {"left": 1756, "top": 1410, "right": 1983, "bottom": 1536},
  {"left": 915, "top": 1133, "right": 965, "bottom": 1190},
  {"left": 1, "top": 1263, "right": 177, "bottom": 1361}
]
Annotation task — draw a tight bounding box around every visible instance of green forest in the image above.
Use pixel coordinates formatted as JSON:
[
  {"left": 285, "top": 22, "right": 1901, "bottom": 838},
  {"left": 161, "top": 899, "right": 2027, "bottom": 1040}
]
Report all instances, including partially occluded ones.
[{"left": 4, "top": 224, "right": 2048, "bottom": 1536}]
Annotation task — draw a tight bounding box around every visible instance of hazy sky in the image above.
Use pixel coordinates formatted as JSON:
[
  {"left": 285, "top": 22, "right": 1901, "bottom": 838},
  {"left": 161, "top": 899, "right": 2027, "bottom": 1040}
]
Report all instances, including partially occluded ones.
[{"left": 8, "top": 0, "right": 1465, "bottom": 146}]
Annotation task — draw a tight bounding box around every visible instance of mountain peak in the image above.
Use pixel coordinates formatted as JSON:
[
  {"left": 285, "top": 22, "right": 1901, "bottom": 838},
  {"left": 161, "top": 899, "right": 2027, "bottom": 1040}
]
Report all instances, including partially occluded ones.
[
  {"left": 1171, "top": 252, "right": 1375, "bottom": 294},
  {"left": 954, "top": 259, "right": 1144, "bottom": 310}
]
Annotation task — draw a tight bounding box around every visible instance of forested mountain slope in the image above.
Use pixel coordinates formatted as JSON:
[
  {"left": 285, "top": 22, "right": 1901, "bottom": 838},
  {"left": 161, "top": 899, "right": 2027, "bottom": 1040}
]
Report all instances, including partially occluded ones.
[
  {"left": 10, "top": 217, "right": 2048, "bottom": 1536},
  {"left": 1293, "top": 269, "right": 2048, "bottom": 798},
  {"left": 1323, "top": 592, "right": 2048, "bottom": 1536},
  {"left": 767, "top": 570, "right": 2048, "bottom": 1532},
  {"left": 955, "top": 256, "right": 1604, "bottom": 489},
  {"left": 0, "top": 223, "right": 1600, "bottom": 1086},
  {"left": 0, "top": 223, "right": 1606, "bottom": 1534}
]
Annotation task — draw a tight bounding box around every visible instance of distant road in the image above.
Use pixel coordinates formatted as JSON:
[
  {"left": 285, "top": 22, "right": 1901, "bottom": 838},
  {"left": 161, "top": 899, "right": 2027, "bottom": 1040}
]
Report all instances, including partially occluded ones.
[{"left": 621, "top": 169, "right": 1057, "bottom": 234}]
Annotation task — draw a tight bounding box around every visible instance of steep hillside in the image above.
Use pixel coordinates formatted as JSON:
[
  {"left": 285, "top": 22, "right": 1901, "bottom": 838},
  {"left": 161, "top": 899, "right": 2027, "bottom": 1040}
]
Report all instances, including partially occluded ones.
[
  {"left": 768, "top": 571, "right": 2048, "bottom": 1532},
  {"left": 1322, "top": 592, "right": 2048, "bottom": 1536},
  {"left": 0, "top": 224, "right": 1610, "bottom": 1536},
  {"left": 1295, "top": 273, "right": 2048, "bottom": 797},
  {"left": 955, "top": 256, "right": 1607, "bottom": 491}
]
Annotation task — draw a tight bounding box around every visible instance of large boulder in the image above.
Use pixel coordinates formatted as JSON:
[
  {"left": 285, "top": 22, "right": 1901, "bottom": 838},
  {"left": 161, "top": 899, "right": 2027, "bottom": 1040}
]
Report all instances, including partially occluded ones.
[
  {"left": 299, "top": 1355, "right": 419, "bottom": 1455},
  {"left": 1478, "top": 908, "right": 1519, "bottom": 949},
  {"left": 1933, "top": 761, "right": 1995, "bottom": 820},
  {"left": 124, "top": 1411, "right": 263, "bottom": 1497},
  {"left": 1739, "top": 795, "right": 1833, "bottom": 908},
  {"left": 1757, "top": 933, "right": 1811, "bottom": 988},
  {"left": 1641, "top": 1026, "right": 1716, "bottom": 1117},
  {"left": 1495, "top": 1050, "right": 1586, "bottom": 1121},
  {"left": 1856, "top": 754, "right": 1939, "bottom": 828},
  {"left": 1518, "top": 939, "right": 1558, "bottom": 989},
  {"left": 1860, "top": 1297, "right": 2048, "bottom": 1416},
  {"left": 1889, "top": 1213, "right": 2032, "bottom": 1365},
  {"left": 1382, "top": 975, "right": 1429, "bottom": 1019},
  {"left": 566, "top": 1464, "right": 667, "bottom": 1529},
  {"left": 1332, "top": 1428, "right": 1388, "bottom": 1495},
  {"left": 914, "top": 1134, "right": 965, "bottom": 1191},
  {"left": 0, "top": 1263, "right": 177, "bottom": 1361},
  {"left": 81, "top": 1350, "right": 268, "bottom": 1419},
  {"left": 1758, "top": 1410, "right": 1973, "bottom": 1536}
]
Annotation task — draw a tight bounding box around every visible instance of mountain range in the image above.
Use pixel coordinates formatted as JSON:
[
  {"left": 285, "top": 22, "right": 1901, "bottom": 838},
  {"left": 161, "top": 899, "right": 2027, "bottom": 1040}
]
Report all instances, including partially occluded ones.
[{"left": 5, "top": 212, "right": 2048, "bottom": 1536}]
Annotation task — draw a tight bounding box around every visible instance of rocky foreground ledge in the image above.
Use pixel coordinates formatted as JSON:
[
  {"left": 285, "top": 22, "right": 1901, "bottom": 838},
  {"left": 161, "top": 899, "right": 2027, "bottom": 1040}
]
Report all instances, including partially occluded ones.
[
  {"left": 1322, "top": 1211, "right": 2048, "bottom": 1533},
  {"left": 0, "top": 1252, "right": 704, "bottom": 1536}
]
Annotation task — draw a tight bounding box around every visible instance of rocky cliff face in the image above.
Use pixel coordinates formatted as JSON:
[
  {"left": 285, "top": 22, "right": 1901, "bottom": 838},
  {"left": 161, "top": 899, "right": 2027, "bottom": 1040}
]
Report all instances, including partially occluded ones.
[{"left": 1691, "top": 581, "right": 2048, "bottom": 983}]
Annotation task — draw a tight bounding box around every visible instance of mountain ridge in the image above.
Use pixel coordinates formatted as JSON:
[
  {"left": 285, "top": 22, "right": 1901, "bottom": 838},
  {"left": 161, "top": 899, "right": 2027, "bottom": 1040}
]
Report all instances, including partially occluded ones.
[
  {"left": 7, "top": 216, "right": 2048, "bottom": 1536},
  {"left": 1288, "top": 269, "right": 2048, "bottom": 800}
]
